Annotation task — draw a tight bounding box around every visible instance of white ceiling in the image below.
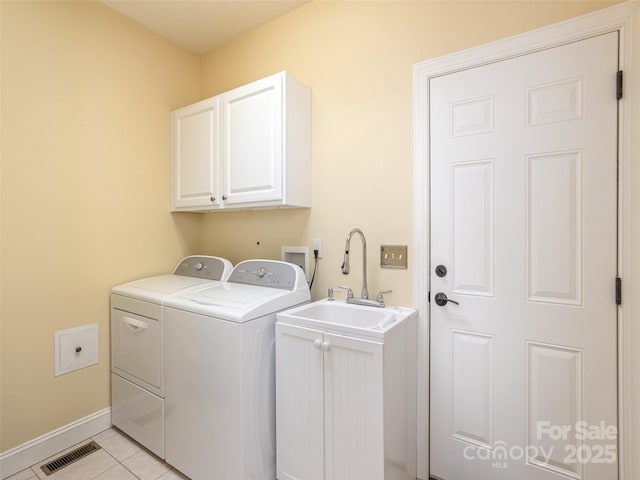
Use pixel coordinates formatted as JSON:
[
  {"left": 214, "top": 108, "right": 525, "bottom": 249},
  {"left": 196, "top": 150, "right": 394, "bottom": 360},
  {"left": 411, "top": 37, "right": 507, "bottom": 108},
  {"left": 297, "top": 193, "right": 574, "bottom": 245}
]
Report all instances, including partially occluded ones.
[{"left": 101, "top": 0, "right": 310, "bottom": 55}]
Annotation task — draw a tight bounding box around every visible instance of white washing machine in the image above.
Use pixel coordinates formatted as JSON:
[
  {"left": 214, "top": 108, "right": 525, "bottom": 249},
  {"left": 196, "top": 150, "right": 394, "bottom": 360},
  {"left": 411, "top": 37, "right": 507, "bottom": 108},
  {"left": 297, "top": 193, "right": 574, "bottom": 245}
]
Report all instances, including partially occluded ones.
[
  {"left": 163, "top": 259, "right": 310, "bottom": 480},
  {"left": 110, "top": 255, "right": 233, "bottom": 458}
]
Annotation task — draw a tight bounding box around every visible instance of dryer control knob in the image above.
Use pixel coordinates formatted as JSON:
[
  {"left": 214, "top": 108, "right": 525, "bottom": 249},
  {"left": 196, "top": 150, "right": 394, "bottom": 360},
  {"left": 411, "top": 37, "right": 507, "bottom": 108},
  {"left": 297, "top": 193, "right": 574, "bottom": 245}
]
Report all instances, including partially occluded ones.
[
  {"left": 194, "top": 262, "right": 204, "bottom": 271},
  {"left": 256, "top": 267, "right": 267, "bottom": 278}
]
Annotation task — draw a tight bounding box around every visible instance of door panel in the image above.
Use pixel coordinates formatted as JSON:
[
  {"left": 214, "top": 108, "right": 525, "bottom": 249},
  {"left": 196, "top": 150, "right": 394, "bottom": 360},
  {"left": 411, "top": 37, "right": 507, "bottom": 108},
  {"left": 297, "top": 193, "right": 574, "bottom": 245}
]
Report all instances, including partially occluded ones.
[
  {"left": 450, "top": 160, "right": 495, "bottom": 296},
  {"left": 526, "top": 150, "right": 582, "bottom": 305},
  {"left": 450, "top": 330, "right": 495, "bottom": 449},
  {"left": 526, "top": 342, "right": 583, "bottom": 478},
  {"left": 430, "top": 32, "right": 618, "bottom": 480}
]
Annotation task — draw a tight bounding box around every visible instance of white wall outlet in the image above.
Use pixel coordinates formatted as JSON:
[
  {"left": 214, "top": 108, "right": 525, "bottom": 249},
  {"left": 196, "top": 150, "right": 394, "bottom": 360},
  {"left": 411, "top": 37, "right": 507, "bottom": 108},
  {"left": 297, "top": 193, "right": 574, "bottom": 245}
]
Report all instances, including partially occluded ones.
[
  {"left": 55, "top": 324, "right": 99, "bottom": 376},
  {"left": 313, "top": 238, "right": 322, "bottom": 258}
]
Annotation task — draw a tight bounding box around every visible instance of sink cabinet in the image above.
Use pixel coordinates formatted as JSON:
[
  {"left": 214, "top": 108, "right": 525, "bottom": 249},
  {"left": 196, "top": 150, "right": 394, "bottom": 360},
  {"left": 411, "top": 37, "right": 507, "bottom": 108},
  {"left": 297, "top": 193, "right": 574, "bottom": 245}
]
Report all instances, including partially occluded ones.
[
  {"left": 171, "top": 71, "right": 311, "bottom": 212},
  {"left": 275, "top": 316, "right": 416, "bottom": 480}
]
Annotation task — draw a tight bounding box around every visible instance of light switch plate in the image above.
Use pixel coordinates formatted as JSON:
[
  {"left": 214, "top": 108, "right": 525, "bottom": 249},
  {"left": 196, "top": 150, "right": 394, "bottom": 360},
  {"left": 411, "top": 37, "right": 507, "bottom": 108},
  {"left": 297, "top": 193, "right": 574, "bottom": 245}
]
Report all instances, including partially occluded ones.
[{"left": 380, "top": 245, "right": 408, "bottom": 269}]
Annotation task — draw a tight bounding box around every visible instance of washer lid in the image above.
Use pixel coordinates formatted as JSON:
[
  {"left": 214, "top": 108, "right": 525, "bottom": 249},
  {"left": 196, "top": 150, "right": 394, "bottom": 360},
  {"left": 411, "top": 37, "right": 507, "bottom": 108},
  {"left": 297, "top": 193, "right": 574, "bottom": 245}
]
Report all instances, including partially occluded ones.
[
  {"left": 112, "top": 274, "right": 218, "bottom": 304},
  {"left": 165, "top": 260, "right": 311, "bottom": 322},
  {"left": 111, "top": 255, "right": 233, "bottom": 305},
  {"left": 167, "top": 282, "right": 310, "bottom": 322}
]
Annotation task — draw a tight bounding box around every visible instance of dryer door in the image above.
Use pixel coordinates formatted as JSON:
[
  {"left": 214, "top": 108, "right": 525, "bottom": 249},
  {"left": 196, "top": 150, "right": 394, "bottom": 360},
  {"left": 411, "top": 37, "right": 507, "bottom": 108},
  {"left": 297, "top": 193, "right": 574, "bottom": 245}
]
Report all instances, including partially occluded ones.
[{"left": 111, "top": 308, "right": 162, "bottom": 394}]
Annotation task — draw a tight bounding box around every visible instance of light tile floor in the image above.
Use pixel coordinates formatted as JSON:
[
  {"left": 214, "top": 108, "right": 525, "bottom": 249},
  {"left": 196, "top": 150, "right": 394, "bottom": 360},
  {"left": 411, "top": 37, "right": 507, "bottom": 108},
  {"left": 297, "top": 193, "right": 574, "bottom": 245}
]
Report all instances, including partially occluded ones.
[{"left": 6, "top": 428, "right": 189, "bottom": 480}]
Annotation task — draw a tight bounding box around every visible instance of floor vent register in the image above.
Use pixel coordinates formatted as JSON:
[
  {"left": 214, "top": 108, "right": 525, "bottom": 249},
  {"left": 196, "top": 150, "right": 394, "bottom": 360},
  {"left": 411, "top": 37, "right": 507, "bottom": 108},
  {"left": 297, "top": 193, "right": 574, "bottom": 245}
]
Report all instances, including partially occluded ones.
[{"left": 40, "top": 440, "right": 101, "bottom": 476}]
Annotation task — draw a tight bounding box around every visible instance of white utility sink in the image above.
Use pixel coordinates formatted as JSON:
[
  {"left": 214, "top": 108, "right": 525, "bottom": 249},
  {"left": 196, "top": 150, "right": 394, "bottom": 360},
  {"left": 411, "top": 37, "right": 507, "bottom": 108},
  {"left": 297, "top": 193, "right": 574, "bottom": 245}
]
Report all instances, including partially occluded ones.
[
  {"left": 275, "top": 297, "right": 418, "bottom": 479},
  {"left": 277, "top": 298, "right": 415, "bottom": 340}
]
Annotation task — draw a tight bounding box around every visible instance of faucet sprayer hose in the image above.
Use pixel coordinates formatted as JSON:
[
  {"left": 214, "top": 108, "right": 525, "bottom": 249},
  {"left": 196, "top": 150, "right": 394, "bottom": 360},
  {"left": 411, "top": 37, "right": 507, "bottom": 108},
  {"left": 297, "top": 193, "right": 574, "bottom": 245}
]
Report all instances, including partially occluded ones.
[
  {"left": 341, "top": 251, "right": 350, "bottom": 274},
  {"left": 341, "top": 227, "right": 368, "bottom": 299}
]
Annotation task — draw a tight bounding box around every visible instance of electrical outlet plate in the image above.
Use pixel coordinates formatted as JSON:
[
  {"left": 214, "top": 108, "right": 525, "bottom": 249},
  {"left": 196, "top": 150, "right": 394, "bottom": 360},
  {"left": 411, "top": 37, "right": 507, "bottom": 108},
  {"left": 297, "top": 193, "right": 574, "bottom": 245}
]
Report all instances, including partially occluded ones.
[
  {"left": 380, "top": 245, "right": 408, "bottom": 269},
  {"left": 312, "top": 238, "right": 322, "bottom": 258}
]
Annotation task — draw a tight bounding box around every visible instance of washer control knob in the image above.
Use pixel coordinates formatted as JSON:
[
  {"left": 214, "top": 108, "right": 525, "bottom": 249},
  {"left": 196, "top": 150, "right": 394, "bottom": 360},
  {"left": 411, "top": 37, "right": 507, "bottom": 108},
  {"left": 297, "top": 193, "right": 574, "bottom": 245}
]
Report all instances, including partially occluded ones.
[
  {"left": 194, "top": 262, "right": 204, "bottom": 271},
  {"left": 256, "top": 267, "right": 267, "bottom": 278}
]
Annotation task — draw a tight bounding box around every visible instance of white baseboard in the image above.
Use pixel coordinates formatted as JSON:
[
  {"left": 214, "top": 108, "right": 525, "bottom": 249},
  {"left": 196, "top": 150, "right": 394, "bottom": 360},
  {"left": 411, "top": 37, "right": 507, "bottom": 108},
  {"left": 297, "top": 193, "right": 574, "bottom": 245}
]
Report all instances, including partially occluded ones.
[{"left": 0, "top": 408, "right": 111, "bottom": 479}]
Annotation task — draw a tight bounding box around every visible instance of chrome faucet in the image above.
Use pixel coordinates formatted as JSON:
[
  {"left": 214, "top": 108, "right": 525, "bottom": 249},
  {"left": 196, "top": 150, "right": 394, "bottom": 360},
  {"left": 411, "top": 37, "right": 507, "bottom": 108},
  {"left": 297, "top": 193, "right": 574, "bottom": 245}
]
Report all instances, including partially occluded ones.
[
  {"left": 341, "top": 228, "right": 369, "bottom": 299},
  {"left": 340, "top": 228, "right": 392, "bottom": 307}
]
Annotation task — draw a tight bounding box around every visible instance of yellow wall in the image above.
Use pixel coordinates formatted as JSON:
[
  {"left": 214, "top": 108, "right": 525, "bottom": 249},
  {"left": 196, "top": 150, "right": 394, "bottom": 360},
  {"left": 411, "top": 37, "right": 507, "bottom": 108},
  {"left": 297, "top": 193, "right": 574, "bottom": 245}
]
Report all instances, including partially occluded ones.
[
  {"left": 198, "top": 1, "right": 616, "bottom": 306},
  {"left": 0, "top": 1, "right": 202, "bottom": 451},
  {"left": 0, "top": 0, "right": 625, "bottom": 460}
]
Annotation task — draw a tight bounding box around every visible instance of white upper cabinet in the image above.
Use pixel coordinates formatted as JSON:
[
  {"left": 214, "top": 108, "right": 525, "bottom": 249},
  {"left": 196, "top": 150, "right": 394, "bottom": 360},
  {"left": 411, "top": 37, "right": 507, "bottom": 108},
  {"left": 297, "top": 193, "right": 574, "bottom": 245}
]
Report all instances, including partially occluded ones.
[
  {"left": 171, "top": 97, "right": 220, "bottom": 210},
  {"left": 170, "top": 71, "right": 311, "bottom": 212},
  {"left": 220, "top": 73, "right": 282, "bottom": 206}
]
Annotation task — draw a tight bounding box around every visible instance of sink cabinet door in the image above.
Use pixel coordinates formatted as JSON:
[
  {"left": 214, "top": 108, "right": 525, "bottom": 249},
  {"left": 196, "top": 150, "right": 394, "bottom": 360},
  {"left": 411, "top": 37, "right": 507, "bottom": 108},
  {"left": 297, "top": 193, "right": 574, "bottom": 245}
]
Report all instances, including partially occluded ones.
[
  {"left": 276, "top": 323, "right": 325, "bottom": 480},
  {"left": 323, "top": 333, "right": 384, "bottom": 480}
]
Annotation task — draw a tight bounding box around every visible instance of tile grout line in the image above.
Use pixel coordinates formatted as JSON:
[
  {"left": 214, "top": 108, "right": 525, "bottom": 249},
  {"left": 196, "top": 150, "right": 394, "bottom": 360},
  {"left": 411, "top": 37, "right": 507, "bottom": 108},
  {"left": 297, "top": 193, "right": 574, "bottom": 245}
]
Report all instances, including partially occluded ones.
[{"left": 87, "top": 442, "right": 141, "bottom": 480}]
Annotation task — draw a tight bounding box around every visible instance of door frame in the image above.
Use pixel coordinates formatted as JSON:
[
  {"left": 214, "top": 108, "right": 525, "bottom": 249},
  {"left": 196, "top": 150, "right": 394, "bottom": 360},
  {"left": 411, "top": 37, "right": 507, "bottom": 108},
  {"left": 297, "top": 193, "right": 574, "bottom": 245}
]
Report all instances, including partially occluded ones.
[{"left": 413, "top": 2, "right": 639, "bottom": 479}]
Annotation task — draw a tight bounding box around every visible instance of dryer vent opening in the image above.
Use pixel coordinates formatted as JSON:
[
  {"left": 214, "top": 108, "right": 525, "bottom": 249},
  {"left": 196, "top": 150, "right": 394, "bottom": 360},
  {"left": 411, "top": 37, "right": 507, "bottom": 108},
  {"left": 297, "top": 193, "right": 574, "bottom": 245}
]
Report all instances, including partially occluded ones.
[{"left": 40, "top": 441, "right": 101, "bottom": 476}]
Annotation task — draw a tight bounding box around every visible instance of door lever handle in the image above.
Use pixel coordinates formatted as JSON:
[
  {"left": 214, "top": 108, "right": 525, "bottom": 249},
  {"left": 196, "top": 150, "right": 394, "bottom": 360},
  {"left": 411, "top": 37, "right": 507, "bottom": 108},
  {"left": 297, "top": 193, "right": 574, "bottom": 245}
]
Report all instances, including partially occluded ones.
[{"left": 434, "top": 292, "right": 459, "bottom": 306}]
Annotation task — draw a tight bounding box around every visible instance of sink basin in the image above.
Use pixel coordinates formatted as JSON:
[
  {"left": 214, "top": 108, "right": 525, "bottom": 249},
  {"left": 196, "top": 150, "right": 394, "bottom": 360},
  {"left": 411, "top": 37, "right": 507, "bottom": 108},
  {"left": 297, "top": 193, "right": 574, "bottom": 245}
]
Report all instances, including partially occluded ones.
[
  {"left": 289, "top": 302, "right": 395, "bottom": 329},
  {"left": 277, "top": 299, "right": 416, "bottom": 340}
]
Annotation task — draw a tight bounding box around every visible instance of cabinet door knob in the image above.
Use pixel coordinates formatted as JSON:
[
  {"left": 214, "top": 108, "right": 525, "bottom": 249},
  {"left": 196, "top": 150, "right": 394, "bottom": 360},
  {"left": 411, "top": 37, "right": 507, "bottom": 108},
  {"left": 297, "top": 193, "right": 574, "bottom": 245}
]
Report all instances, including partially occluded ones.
[
  {"left": 210, "top": 196, "right": 215, "bottom": 202},
  {"left": 222, "top": 195, "right": 228, "bottom": 201},
  {"left": 313, "top": 339, "right": 322, "bottom": 349},
  {"left": 322, "top": 341, "right": 330, "bottom": 351}
]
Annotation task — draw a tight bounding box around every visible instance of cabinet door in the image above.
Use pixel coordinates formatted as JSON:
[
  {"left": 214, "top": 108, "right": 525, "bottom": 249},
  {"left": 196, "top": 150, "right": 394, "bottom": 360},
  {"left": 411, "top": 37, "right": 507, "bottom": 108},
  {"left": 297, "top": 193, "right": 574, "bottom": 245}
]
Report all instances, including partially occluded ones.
[
  {"left": 221, "top": 73, "right": 283, "bottom": 205},
  {"left": 170, "top": 97, "right": 220, "bottom": 210},
  {"left": 276, "top": 323, "right": 324, "bottom": 480},
  {"left": 323, "top": 334, "right": 384, "bottom": 480}
]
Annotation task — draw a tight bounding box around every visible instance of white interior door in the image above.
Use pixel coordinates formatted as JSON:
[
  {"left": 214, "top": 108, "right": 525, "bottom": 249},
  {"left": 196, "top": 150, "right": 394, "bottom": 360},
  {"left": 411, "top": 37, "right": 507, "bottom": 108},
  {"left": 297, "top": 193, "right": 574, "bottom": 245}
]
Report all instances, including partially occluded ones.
[{"left": 430, "top": 32, "right": 619, "bottom": 480}]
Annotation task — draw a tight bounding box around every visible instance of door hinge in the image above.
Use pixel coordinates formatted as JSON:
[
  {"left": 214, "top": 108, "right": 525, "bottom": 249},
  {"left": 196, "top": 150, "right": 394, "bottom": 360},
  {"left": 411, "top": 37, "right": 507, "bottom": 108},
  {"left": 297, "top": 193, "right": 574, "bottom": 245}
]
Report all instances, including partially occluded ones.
[
  {"left": 616, "top": 277, "right": 622, "bottom": 305},
  {"left": 617, "top": 70, "right": 623, "bottom": 100}
]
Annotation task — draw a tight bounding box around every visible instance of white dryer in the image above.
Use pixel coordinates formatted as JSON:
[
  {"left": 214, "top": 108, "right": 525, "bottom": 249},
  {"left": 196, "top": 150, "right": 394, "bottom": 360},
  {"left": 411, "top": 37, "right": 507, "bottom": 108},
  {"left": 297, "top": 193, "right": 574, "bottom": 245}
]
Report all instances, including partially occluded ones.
[
  {"left": 110, "top": 255, "right": 233, "bottom": 458},
  {"left": 163, "top": 259, "right": 310, "bottom": 480}
]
